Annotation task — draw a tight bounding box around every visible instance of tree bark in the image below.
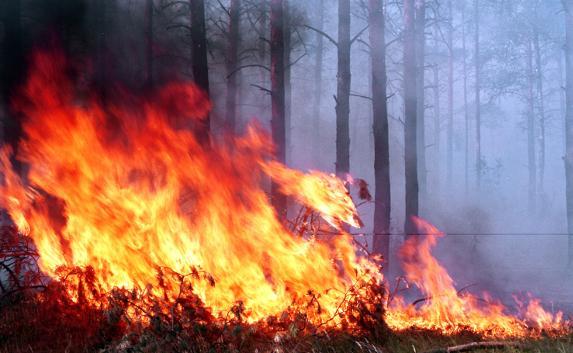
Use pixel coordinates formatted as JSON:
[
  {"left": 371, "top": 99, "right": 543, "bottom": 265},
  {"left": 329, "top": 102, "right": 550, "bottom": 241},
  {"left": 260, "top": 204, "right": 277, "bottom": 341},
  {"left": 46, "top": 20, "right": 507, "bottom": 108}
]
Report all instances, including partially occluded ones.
[
  {"left": 564, "top": 0, "right": 573, "bottom": 266},
  {"left": 95, "top": 0, "right": 107, "bottom": 100},
  {"left": 534, "top": 27, "right": 545, "bottom": 197},
  {"left": 526, "top": 37, "right": 537, "bottom": 214},
  {"left": 369, "top": 0, "right": 391, "bottom": 265},
  {"left": 432, "top": 63, "right": 440, "bottom": 190},
  {"left": 404, "top": 0, "right": 419, "bottom": 235},
  {"left": 474, "top": 0, "right": 481, "bottom": 191},
  {"left": 0, "top": 0, "right": 24, "bottom": 174},
  {"left": 270, "top": 0, "right": 287, "bottom": 218},
  {"left": 144, "top": 0, "right": 154, "bottom": 89},
  {"left": 462, "top": 4, "right": 469, "bottom": 195},
  {"left": 225, "top": 0, "right": 240, "bottom": 133},
  {"left": 313, "top": 0, "right": 325, "bottom": 166},
  {"left": 415, "top": 0, "right": 426, "bottom": 200},
  {"left": 447, "top": 0, "right": 454, "bottom": 185},
  {"left": 284, "top": 0, "right": 292, "bottom": 164},
  {"left": 190, "top": 0, "right": 210, "bottom": 144},
  {"left": 336, "top": 0, "right": 351, "bottom": 176}
]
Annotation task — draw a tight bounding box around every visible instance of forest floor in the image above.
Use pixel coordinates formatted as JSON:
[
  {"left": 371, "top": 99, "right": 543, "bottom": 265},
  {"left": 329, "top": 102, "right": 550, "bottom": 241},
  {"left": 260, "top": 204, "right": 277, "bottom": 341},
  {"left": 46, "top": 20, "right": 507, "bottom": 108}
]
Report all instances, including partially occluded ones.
[
  {"left": 384, "top": 332, "right": 573, "bottom": 353},
  {"left": 278, "top": 332, "right": 573, "bottom": 353},
  {"left": 1, "top": 324, "right": 571, "bottom": 353}
]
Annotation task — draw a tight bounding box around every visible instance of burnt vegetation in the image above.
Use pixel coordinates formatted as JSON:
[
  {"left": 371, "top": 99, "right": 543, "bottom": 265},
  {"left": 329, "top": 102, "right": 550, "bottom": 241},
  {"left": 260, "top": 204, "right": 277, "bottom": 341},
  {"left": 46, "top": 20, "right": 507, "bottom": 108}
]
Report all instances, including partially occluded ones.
[{"left": 0, "top": 220, "right": 389, "bottom": 353}]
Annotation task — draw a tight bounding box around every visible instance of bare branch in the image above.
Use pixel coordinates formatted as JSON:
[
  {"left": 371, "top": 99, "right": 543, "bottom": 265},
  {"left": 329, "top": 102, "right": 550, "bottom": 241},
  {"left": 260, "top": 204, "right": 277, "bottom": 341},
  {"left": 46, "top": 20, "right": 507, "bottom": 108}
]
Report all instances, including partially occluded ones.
[
  {"left": 350, "top": 25, "right": 369, "bottom": 45},
  {"left": 357, "top": 38, "right": 371, "bottom": 51},
  {"left": 250, "top": 84, "right": 272, "bottom": 94},
  {"left": 167, "top": 24, "right": 192, "bottom": 32},
  {"left": 304, "top": 25, "right": 338, "bottom": 47},
  {"left": 350, "top": 93, "right": 372, "bottom": 101},
  {"left": 216, "top": 0, "right": 230, "bottom": 17},
  {"left": 286, "top": 52, "right": 307, "bottom": 69},
  {"left": 162, "top": 1, "right": 189, "bottom": 10},
  {"left": 227, "top": 64, "right": 270, "bottom": 79}
]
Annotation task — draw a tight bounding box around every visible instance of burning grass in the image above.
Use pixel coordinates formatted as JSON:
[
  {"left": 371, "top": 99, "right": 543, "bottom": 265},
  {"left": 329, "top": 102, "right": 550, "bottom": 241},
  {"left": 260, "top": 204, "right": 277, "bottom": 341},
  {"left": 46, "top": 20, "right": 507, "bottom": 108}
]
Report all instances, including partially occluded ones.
[
  {"left": 0, "top": 223, "right": 388, "bottom": 353},
  {"left": 0, "top": 220, "right": 570, "bottom": 353},
  {"left": 0, "top": 49, "right": 571, "bottom": 352}
]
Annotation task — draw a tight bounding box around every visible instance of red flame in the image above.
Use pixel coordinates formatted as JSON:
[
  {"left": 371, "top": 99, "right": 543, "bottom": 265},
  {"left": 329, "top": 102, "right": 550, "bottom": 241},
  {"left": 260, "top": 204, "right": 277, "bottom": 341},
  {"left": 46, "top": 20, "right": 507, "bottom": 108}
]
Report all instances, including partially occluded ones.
[
  {"left": 0, "top": 50, "right": 379, "bottom": 324},
  {"left": 385, "top": 217, "right": 566, "bottom": 337},
  {"left": 0, "top": 50, "right": 568, "bottom": 338}
]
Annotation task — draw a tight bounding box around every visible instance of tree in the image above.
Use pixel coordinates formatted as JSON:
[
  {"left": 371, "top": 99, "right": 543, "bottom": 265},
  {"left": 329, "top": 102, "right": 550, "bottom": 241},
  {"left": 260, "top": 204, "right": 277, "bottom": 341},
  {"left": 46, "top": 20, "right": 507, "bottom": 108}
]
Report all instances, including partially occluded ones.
[
  {"left": 462, "top": 2, "right": 470, "bottom": 194},
  {"left": 415, "top": 0, "right": 426, "bottom": 200},
  {"left": 474, "top": 0, "right": 481, "bottom": 190},
  {"left": 144, "top": 0, "right": 154, "bottom": 88},
  {"left": 432, "top": 62, "right": 440, "bottom": 189},
  {"left": 446, "top": 0, "right": 454, "bottom": 185},
  {"left": 95, "top": 0, "right": 107, "bottom": 99},
  {"left": 0, "top": 0, "right": 24, "bottom": 152},
  {"left": 533, "top": 19, "right": 546, "bottom": 196},
  {"left": 270, "top": 0, "right": 287, "bottom": 218},
  {"left": 369, "top": 0, "right": 391, "bottom": 264},
  {"left": 564, "top": 0, "right": 573, "bottom": 266},
  {"left": 526, "top": 36, "right": 537, "bottom": 213},
  {"left": 312, "top": 0, "right": 324, "bottom": 166},
  {"left": 284, "top": 1, "right": 292, "bottom": 163},
  {"left": 225, "top": 0, "right": 241, "bottom": 133},
  {"left": 404, "top": 0, "right": 418, "bottom": 235},
  {"left": 336, "top": 0, "right": 351, "bottom": 177},
  {"left": 190, "top": 0, "right": 210, "bottom": 143}
]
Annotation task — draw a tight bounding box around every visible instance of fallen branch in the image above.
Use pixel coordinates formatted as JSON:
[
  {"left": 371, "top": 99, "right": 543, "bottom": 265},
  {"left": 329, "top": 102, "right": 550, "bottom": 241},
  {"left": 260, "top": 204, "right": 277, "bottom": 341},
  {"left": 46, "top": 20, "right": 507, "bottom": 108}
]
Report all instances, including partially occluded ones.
[{"left": 421, "top": 341, "right": 525, "bottom": 353}]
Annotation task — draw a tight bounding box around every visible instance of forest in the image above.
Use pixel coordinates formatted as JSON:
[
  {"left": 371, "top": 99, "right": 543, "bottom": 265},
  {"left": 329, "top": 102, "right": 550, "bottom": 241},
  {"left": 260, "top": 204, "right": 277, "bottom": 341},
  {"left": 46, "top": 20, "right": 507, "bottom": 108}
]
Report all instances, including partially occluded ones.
[{"left": 0, "top": 0, "right": 573, "bottom": 352}]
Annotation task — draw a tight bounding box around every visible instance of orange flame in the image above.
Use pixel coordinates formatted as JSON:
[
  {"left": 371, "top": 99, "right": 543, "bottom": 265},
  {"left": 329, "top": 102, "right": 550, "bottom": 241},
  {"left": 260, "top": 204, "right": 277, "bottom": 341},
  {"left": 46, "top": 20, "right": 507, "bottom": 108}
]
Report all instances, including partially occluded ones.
[
  {"left": 0, "top": 50, "right": 379, "bottom": 323},
  {"left": 0, "top": 50, "right": 568, "bottom": 337},
  {"left": 385, "top": 217, "right": 566, "bottom": 337}
]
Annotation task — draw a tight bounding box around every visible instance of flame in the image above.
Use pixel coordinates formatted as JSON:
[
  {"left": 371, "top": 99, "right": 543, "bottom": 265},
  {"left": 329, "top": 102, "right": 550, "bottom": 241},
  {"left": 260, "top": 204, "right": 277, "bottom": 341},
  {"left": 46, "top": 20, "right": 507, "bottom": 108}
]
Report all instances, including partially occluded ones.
[
  {"left": 385, "top": 217, "right": 566, "bottom": 338},
  {"left": 0, "top": 50, "right": 379, "bottom": 323},
  {"left": 0, "top": 50, "right": 569, "bottom": 337}
]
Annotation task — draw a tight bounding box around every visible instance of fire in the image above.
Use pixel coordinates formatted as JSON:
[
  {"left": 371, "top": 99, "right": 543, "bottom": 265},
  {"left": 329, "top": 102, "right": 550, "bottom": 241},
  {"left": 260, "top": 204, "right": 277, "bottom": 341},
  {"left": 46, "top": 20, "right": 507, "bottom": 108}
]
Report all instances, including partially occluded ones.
[
  {"left": 0, "top": 50, "right": 569, "bottom": 338},
  {"left": 384, "top": 217, "right": 566, "bottom": 338},
  {"left": 0, "top": 50, "right": 379, "bottom": 324}
]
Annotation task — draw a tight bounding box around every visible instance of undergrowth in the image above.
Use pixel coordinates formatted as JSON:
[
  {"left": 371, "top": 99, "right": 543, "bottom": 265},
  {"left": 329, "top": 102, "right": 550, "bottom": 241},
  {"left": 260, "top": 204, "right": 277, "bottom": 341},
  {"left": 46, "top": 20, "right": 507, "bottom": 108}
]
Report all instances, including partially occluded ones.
[{"left": 0, "top": 224, "right": 390, "bottom": 353}]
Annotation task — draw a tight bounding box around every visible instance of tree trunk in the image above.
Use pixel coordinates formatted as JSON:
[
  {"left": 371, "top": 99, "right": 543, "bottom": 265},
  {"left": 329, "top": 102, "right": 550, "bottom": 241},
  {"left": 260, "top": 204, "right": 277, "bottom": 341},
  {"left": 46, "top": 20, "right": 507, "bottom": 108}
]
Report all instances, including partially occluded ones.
[
  {"left": 404, "top": 0, "right": 419, "bottom": 235},
  {"left": 564, "top": 0, "right": 573, "bottom": 266},
  {"left": 474, "top": 0, "right": 481, "bottom": 191},
  {"left": 433, "top": 63, "right": 440, "bottom": 191},
  {"left": 190, "top": 0, "right": 210, "bottom": 143},
  {"left": 336, "top": 0, "right": 351, "bottom": 176},
  {"left": 415, "top": 1, "right": 426, "bottom": 201},
  {"left": 313, "top": 0, "right": 324, "bottom": 166},
  {"left": 225, "top": 0, "right": 240, "bottom": 133},
  {"left": 258, "top": 11, "right": 269, "bottom": 122},
  {"left": 0, "top": 0, "right": 24, "bottom": 174},
  {"left": 462, "top": 3, "right": 469, "bottom": 195},
  {"left": 534, "top": 28, "right": 545, "bottom": 197},
  {"left": 560, "top": 46, "right": 566, "bottom": 146},
  {"left": 447, "top": 0, "right": 454, "bottom": 185},
  {"left": 144, "top": 0, "right": 154, "bottom": 89},
  {"left": 95, "top": 0, "right": 107, "bottom": 100},
  {"left": 369, "top": 0, "right": 391, "bottom": 265},
  {"left": 270, "top": 0, "right": 287, "bottom": 218},
  {"left": 526, "top": 37, "right": 537, "bottom": 214},
  {"left": 284, "top": 0, "right": 292, "bottom": 164}
]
